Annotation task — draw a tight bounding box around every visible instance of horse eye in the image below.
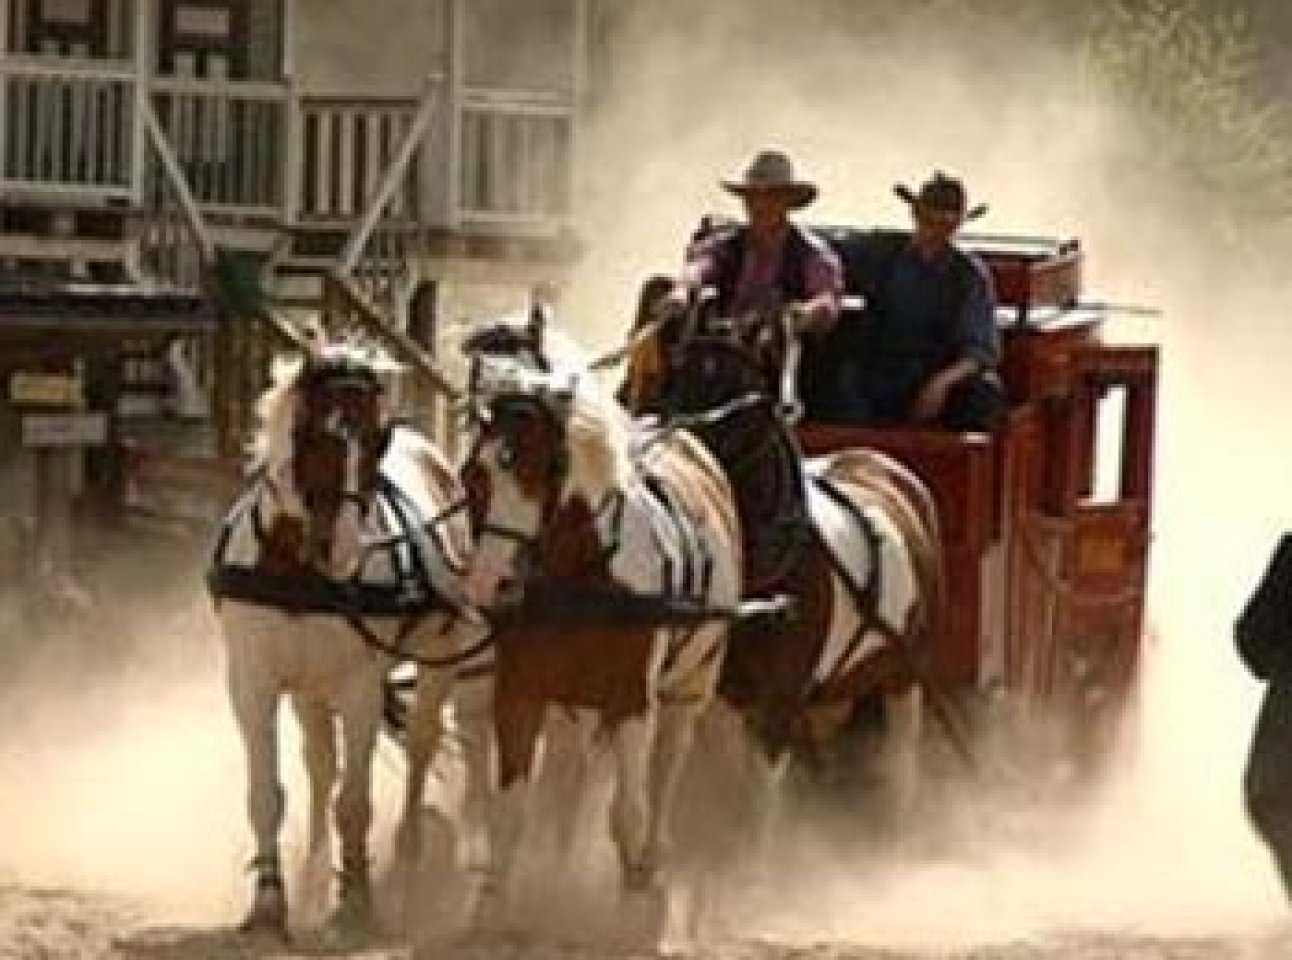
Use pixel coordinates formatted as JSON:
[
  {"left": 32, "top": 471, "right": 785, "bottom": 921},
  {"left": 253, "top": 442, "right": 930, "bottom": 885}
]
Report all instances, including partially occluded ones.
[{"left": 496, "top": 439, "right": 517, "bottom": 469}]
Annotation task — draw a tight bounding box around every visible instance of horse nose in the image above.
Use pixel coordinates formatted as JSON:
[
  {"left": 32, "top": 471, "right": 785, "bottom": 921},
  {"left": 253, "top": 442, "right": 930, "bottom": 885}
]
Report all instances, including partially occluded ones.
[
  {"left": 495, "top": 576, "right": 523, "bottom": 607},
  {"left": 464, "top": 567, "right": 501, "bottom": 608},
  {"left": 464, "top": 567, "right": 523, "bottom": 610}
]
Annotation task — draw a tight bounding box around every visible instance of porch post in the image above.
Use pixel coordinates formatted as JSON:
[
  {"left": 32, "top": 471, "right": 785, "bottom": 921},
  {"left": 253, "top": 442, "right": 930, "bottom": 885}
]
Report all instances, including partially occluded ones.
[
  {"left": 445, "top": 0, "right": 463, "bottom": 231},
  {"left": 280, "top": 0, "right": 299, "bottom": 221},
  {"left": 0, "top": 0, "right": 9, "bottom": 185},
  {"left": 280, "top": 0, "right": 296, "bottom": 78},
  {"left": 569, "top": 0, "right": 588, "bottom": 218},
  {"left": 130, "top": 0, "right": 152, "bottom": 206}
]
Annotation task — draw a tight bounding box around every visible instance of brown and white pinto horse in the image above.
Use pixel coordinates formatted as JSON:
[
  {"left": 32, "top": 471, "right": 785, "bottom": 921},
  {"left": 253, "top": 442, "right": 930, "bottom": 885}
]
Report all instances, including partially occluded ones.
[
  {"left": 208, "top": 337, "right": 487, "bottom": 939},
  {"left": 623, "top": 297, "right": 952, "bottom": 799},
  {"left": 456, "top": 321, "right": 754, "bottom": 925}
]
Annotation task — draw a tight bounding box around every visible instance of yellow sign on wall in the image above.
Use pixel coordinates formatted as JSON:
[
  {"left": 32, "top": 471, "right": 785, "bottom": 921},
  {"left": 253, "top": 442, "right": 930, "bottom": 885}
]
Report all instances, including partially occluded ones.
[{"left": 8, "top": 372, "right": 84, "bottom": 408}]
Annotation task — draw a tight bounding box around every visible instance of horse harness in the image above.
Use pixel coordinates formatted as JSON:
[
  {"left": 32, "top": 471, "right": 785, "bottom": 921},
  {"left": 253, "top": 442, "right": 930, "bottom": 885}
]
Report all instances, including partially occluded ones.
[
  {"left": 655, "top": 319, "right": 909, "bottom": 693},
  {"left": 207, "top": 471, "right": 491, "bottom": 672},
  {"left": 466, "top": 389, "right": 750, "bottom": 634},
  {"left": 471, "top": 439, "right": 721, "bottom": 642},
  {"left": 804, "top": 470, "right": 908, "bottom": 697}
]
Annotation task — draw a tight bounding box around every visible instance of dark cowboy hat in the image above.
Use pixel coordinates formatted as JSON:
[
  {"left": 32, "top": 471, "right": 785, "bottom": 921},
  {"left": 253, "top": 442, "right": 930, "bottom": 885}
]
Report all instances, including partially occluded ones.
[
  {"left": 721, "top": 149, "right": 818, "bottom": 210},
  {"left": 894, "top": 171, "right": 988, "bottom": 223}
]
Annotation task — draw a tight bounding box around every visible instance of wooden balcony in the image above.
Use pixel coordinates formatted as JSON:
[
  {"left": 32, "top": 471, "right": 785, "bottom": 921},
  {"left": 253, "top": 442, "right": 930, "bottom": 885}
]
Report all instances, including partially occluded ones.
[
  {"left": 149, "top": 75, "right": 287, "bottom": 217},
  {"left": 0, "top": 55, "right": 137, "bottom": 201},
  {"left": 298, "top": 94, "right": 422, "bottom": 225},
  {"left": 1, "top": 56, "right": 577, "bottom": 241},
  {"left": 459, "top": 86, "right": 572, "bottom": 236}
]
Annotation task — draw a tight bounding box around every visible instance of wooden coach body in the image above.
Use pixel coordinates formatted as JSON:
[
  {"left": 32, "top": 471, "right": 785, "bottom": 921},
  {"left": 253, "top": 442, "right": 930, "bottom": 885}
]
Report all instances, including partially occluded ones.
[{"left": 799, "top": 232, "right": 1157, "bottom": 744}]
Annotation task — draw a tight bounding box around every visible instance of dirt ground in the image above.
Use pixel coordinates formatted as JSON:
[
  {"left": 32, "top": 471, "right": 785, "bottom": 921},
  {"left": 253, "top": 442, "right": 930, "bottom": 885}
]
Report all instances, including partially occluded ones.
[
  {"left": 0, "top": 545, "right": 1285, "bottom": 960},
  {"left": 2, "top": 880, "right": 1290, "bottom": 960}
]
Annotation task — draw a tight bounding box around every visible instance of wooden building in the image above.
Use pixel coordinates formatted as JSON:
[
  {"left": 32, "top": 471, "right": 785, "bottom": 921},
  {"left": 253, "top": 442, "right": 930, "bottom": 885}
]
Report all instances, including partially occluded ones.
[{"left": 0, "top": 0, "right": 588, "bottom": 560}]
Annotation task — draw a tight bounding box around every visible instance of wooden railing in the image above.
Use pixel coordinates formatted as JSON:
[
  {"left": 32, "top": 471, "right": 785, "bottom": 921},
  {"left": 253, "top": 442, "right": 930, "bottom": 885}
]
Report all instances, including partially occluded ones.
[
  {"left": 0, "top": 56, "right": 136, "bottom": 198},
  {"left": 150, "top": 76, "right": 286, "bottom": 215},
  {"left": 298, "top": 96, "right": 422, "bottom": 223},
  {"left": 0, "top": 56, "right": 576, "bottom": 239},
  {"left": 459, "top": 87, "right": 572, "bottom": 234}
]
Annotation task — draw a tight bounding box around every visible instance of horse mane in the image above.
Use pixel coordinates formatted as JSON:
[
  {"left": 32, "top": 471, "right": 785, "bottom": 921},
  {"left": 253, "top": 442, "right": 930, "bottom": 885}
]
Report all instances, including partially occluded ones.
[
  {"left": 248, "top": 332, "right": 399, "bottom": 473},
  {"left": 562, "top": 366, "right": 634, "bottom": 507},
  {"left": 465, "top": 312, "right": 635, "bottom": 505},
  {"left": 249, "top": 352, "right": 306, "bottom": 473}
]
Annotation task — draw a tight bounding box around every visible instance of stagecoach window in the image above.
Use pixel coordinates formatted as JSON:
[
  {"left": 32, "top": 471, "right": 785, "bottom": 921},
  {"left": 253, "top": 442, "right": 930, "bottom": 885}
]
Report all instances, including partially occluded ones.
[{"left": 1089, "top": 385, "right": 1127, "bottom": 506}]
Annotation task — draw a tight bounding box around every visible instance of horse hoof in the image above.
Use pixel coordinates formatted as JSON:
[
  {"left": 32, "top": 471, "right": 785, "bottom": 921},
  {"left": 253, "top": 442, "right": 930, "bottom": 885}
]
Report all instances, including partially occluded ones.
[
  {"left": 237, "top": 904, "right": 288, "bottom": 942},
  {"left": 334, "top": 889, "right": 374, "bottom": 929},
  {"left": 622, "top": 863, "right": 660, "bottom": 893},
  {"left": 238, "top": 876, "right": 288, "bottom": 941},
  {"left": 616, "top": 882, "right": 669, "bottom": 948},
  {"left": 467, "top": 882, "right": 514, "bottom": 938}
]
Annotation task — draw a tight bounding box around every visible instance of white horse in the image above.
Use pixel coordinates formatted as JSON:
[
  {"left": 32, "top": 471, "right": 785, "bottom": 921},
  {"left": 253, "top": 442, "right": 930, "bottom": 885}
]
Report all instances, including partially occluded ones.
[
  {"left": 455, "top": 317, "right": 766, "bottom": 932},
  {"left": 208, "top": 336, "right": 488, "bottom": 938}
]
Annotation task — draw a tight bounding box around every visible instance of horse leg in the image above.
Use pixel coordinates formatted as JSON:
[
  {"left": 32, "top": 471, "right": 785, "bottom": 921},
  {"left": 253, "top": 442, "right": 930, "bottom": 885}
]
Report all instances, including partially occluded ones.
[
  {"left": 291, "top": 695, "right": 336, "bottom": 910},
  {"left": 470, "top": 695, "right": 541, "bottom": 934},
  {"left": 330, "top": 683, "right": 382, "bottom": 935},
  {"left": 609, "top": 710, "right": 657, "bottom": 891},
  {"left": 395, "top": 667, "right": 451, "bottom": 872},
  {"left": 454, "top": 675, "right": 497, "bottom": 878},
  {"left": 644, "top": 697, "right": 702, "bottom": 877},
  {"left": 879, "top": 684, "right": 923, "bottom": 818},
  {"left": 535, "top": 709, "right": 595, "bottom": 872},
  {"left": 228, "top": 670, "right": 288, "bottom": 938},
  {"left": 387, "top": 664, "right": 454, "bottom": 932}
]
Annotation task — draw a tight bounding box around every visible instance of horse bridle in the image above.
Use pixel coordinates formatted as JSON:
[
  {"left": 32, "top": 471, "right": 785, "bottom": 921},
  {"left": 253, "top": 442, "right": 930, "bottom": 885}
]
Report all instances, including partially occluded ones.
[
  {"left": 467, "top": 394, "right": 568, "bottom": 549},
  {"left": 466, "top": 393, "right": 626, "bottom": 591}
]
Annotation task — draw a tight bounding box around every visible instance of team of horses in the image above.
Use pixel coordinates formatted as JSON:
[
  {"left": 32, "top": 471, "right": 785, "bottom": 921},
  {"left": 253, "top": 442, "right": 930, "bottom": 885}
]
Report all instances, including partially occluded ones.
[{"left": 207, "top": 296, "right": 950, "bottom": 943}]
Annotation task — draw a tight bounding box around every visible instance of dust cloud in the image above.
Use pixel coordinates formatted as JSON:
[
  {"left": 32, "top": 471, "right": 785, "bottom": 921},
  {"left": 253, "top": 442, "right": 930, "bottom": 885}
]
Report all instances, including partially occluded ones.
[
  {"left": 555, "top": 0, "right": 1292, "bottom": 949},
  {"left": 1, "top": 1, "right": 1290, "bottom": 954},
  {"left": 0, "top": 540, "right": 417, "bottom": 929}
]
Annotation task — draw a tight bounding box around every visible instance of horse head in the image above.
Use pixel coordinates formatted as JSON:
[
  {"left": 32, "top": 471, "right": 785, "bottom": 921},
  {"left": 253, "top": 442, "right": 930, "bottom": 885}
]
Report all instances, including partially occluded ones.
[
  {"left": 461, "top": 297, "right": 554, "bottom": 374},
  {"left": 626, "top": 288, "right": 809, "bottom": 590},
  {"left": 256, "top": 335, "right": 397, "bottom": 578},
  {"left": 460, "top": 348, "right": 628, "bottom": 610},
  {"left": 635, "top": 290, "right": 797, "bottom": 466}
]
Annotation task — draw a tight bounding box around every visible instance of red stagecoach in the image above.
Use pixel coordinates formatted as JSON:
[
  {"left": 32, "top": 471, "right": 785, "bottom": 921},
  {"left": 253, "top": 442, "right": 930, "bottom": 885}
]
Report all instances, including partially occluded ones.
[{"left": 798, "top": 228, "right": 1157, "bottom": 758}]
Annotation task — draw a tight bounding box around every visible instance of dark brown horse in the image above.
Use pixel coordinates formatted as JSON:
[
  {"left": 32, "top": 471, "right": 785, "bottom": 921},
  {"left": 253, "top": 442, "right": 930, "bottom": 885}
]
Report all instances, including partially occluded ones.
[{"left": 623, "top": 293, "right": 950, "bottom": 799}]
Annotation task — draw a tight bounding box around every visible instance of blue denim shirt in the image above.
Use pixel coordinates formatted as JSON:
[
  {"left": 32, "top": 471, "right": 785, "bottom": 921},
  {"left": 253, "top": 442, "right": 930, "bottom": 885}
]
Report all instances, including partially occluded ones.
[{"left": 859, "top": 242, "right": 998, "bottom": 407}]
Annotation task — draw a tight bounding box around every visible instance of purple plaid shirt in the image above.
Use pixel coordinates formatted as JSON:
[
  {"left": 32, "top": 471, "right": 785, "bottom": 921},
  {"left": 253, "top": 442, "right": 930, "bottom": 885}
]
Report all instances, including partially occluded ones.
[{"left": 682, "top": 224, "right": 843, "bottom": 333}]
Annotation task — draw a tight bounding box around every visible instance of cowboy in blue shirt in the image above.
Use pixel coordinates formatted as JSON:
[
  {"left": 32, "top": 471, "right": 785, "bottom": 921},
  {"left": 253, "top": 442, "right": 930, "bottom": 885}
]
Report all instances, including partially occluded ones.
[{"left": 829, "top": 173, "right": 1006, "bottom": 432}]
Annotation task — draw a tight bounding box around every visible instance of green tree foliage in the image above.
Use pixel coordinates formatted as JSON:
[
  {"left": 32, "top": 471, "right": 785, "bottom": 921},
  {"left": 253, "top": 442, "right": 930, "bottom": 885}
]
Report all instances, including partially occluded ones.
[{"left": 1084, "top": 0, "right": 1292, "bottom": 238}]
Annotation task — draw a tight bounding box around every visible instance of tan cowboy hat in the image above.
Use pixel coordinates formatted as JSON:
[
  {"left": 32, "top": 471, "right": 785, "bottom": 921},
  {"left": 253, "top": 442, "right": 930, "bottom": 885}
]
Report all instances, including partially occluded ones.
[
  {"left": 894, "top": 171, "right": 988, "bottom": 223},
  {"left": 721, "top": 149, "right": 818, "bottom": 209}
]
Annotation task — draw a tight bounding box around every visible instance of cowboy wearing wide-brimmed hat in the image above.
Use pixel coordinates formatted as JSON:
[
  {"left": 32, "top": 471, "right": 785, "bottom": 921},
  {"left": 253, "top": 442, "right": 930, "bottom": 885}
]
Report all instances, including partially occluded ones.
[
  {"left": 720, "top": 149, "right": 820, "bottom": 211},
  {"left": 894, "top": 171, "right": 989, "bottom": 229},
  {"left": 823, "top": 169, "right": 1007, "bottom": 433},
  {"left": 653, "top": 148, "right": 843, "bottom": 337}
]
